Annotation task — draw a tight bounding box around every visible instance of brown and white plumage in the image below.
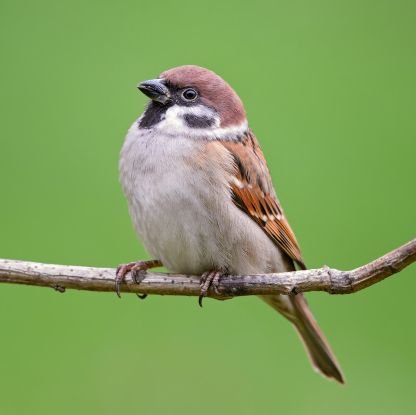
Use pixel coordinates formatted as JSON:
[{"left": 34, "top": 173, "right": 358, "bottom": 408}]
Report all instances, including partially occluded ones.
[
  {"left": 222, "top": 132, "right": 305, "bottom": 268},
  {"left": 119, "top": 65, "right": 344, "bottom": 383}
]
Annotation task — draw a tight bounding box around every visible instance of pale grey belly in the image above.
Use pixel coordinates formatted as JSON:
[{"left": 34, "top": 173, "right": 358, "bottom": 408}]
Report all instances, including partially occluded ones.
[
  {"left": 127, "top": 181, "right": 220, "bottom": 274},
  {"left": 125, "top": 171, "right": 289, "bottom": 276}
]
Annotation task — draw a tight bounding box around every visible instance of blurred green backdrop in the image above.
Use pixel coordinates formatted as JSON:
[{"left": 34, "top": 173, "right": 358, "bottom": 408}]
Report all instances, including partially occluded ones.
[{"left": 0, "top": 0, "right": 415, "bottom": 414}]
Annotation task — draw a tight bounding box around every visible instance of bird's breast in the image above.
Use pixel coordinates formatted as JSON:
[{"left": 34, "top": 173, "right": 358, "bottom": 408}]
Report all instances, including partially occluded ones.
[
  {"left": 119, "top": 122, "right": 287, "bottom": 275},
  {"left": 119, "top": 124, "right": 233, "bottom": 273}
]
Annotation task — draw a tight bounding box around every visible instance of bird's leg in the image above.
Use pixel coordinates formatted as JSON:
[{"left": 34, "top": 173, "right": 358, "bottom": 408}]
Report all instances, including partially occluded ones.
[
  {"left": 199, "top": 269, "right": 228, "bottom": 307},
  {"left": 115, "top": 259, "right": 162, "bottom": 298}
]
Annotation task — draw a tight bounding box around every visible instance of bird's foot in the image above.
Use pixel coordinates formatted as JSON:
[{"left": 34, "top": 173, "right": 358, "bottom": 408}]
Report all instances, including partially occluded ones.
[
  {"left": 115, "top": 259, "right": 162, "bottom": 298},
  {"left": 199, "top": 269, "right": 227, "bottom": 307}
]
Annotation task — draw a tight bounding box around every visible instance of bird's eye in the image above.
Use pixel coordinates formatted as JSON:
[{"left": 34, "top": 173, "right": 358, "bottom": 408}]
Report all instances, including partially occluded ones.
[{"left": 182, "top": 88, "right": 198, "bottom": 101}]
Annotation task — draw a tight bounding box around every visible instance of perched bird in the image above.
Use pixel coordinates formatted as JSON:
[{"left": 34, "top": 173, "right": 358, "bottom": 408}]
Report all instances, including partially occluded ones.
[{"left": 117, "top": 65, "right": 344, "bottom": 383}]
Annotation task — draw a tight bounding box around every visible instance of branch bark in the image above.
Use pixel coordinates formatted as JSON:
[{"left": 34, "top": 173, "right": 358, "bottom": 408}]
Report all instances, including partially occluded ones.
[{"left": 0, "top": 239, "right": 415, "bottom": 299}]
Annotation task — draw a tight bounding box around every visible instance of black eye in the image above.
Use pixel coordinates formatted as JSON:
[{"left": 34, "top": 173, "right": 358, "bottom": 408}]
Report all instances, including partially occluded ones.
[{"left": 182, "top": 88, "right": 198, "bottom": 101}]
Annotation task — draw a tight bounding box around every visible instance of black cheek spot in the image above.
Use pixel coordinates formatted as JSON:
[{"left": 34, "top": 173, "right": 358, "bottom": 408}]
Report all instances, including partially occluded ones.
[{"left": 183, "top": 114, "right": 216, "bottom": 129}]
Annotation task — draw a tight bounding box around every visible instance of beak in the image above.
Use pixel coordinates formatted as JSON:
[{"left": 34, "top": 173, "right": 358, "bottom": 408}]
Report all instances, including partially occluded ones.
[{"left": 137, "top": 79, "right": 170, "bottom": 104}]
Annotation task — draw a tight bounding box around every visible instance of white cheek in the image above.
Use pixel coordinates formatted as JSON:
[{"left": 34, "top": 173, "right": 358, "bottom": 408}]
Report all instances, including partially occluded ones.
[
  {"left": 160, "top": 105, "right": 186, "bottom": 130},
  {"left": 153, "top": 104, "right": 248, "bottom": 140}
]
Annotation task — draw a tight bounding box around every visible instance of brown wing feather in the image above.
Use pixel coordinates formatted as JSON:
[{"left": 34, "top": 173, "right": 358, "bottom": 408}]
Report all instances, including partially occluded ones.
[{"left": 222, "top": 131, "right": 305, "bottom": 269}]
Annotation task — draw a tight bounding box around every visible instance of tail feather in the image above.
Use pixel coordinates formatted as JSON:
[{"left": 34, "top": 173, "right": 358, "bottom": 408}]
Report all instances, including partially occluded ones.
[{"left": 261, "top": 294, "right": 344, "bottom": 384}]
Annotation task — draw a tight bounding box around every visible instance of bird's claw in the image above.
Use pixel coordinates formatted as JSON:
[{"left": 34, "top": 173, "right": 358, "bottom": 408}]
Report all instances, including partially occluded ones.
[
  {"left": 199, "top": 270, "right": 226, "bottom": 307},
  {"left": 115, "top": 262, "right": 135, "bottom": 298},
  {"left": 114, "top": 259, "right": 162, "bottom": 298}
]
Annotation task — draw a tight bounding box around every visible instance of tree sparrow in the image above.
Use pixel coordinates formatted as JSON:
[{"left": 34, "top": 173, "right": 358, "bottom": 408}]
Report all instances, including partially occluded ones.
[{"left": 118, "top": 65, "right": 344, "bottom": 383}]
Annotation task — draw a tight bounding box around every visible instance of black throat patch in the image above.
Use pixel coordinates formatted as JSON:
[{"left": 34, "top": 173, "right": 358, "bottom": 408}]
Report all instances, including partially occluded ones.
[{"left": 138, "top": 101, "right": 172, "bottom": 129}]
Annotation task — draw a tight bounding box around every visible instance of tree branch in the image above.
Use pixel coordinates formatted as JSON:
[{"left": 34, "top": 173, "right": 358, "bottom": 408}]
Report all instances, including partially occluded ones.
[{"left": 0, "top": 239, "right": 415, "bottom": 299}]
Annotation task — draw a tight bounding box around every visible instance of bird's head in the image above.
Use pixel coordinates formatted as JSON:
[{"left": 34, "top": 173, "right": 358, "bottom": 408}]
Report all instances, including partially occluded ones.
[{"left": 137, "top": 65, "right": 247, "bottom": 139}]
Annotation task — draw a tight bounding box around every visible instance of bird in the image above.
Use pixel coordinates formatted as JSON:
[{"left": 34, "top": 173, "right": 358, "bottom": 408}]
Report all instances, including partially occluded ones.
[{"left": 117, "top": 65, "right": 344, "bottom": 383}]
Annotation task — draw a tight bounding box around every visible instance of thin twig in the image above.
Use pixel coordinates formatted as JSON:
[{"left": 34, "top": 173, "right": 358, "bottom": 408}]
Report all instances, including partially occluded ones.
[{"left": 0, "top": 239, "right": 415, "bottom": 299}]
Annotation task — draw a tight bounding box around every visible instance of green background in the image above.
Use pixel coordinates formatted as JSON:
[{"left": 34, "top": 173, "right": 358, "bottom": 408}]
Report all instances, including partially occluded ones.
[{"left": 1, "top": 0, "right": 415, "bottom": 413}]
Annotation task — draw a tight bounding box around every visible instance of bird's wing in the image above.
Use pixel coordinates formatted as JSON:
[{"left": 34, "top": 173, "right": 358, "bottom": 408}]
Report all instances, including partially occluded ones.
[{"left": 221, "top": 131, "right": 305, "bottom": 269}]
